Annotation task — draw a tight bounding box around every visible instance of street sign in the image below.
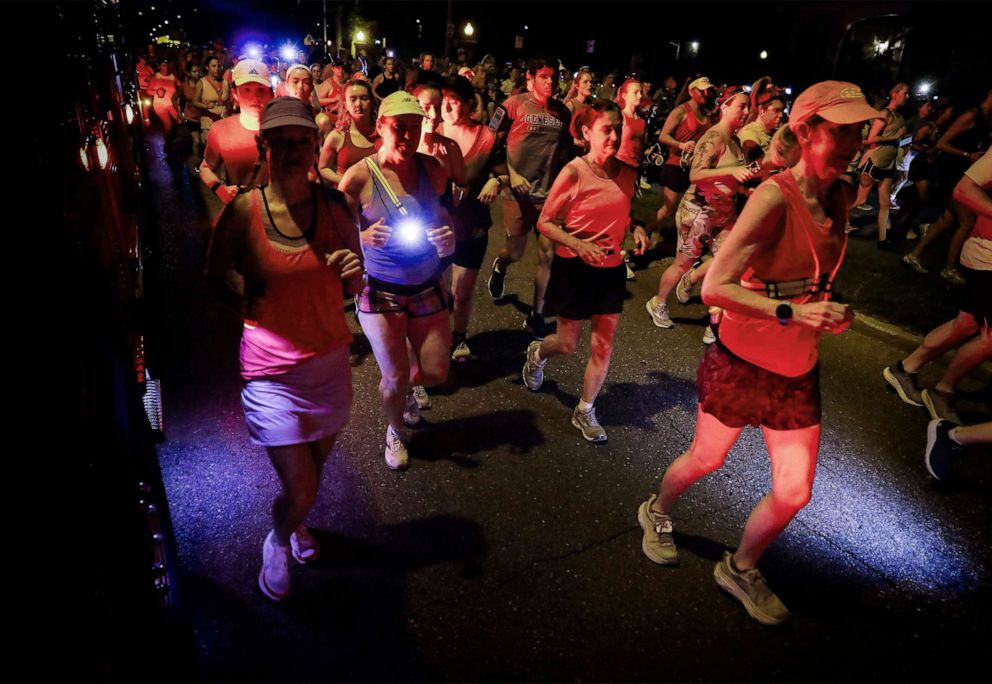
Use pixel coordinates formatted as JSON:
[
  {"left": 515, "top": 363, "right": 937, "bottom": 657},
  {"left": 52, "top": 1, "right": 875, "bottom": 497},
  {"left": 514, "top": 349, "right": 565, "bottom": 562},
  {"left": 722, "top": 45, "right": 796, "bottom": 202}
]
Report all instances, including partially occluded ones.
[{"left": 514, "top": 35, "right": 523, "bottom": 49}]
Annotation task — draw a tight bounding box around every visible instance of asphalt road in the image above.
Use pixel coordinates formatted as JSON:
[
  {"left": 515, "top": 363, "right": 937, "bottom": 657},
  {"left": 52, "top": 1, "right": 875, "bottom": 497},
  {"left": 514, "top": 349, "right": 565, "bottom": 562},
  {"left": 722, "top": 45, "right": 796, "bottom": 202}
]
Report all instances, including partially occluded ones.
[{"left": 146, "top": 132, "right": 991, "bottom": 682}]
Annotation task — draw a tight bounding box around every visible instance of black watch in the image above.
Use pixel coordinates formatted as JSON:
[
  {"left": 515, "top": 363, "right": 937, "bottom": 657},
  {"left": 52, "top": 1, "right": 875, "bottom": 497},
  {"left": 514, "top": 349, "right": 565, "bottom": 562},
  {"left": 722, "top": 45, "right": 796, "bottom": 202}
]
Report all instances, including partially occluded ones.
[{"left": 776, "top": 302, "right": 794, "bottom": 326}]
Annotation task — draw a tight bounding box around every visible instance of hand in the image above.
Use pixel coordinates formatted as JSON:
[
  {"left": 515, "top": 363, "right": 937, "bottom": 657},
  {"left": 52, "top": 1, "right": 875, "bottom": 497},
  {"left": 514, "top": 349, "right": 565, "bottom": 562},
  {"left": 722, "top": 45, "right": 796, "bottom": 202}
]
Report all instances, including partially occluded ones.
[
  {"left": 361, "top": 218, "right": 391, "bottom": 249},
  {"left": 509, "top": 170, "right": 532, "bottom": 194},
  {"left": 631, "top": 225, "right": 649, "bottom": 256},
  {"left": 730, "top": 166, "right": 757, "bottom": 183},
  {"left": 794, "top": 301, "right": 854, "bottom": 333},
  {"left": 570, "top": 238, "right": 607, "bottom": 266},
  {"left": 427, "top": 225, "right": 455, "bottom": 258},
  {"left": 680, "top": 141, "right": 696, "bottom": 155},
  {"left": 215, "top": 184, "right": 239, "bottom": 204},
  {"left": 325, "top": 249, "right": 363, "bottom": 281},
  {"left": 478, "top": 178, "right": 500, "bottom": 205}
]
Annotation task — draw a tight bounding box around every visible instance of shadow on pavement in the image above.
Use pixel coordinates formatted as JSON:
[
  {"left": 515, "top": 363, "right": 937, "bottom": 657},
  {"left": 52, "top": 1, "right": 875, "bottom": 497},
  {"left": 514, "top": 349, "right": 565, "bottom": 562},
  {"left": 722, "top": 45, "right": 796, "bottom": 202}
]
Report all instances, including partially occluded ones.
[{"left": 411, "top": 409, "right": 544, "bottom": 465}]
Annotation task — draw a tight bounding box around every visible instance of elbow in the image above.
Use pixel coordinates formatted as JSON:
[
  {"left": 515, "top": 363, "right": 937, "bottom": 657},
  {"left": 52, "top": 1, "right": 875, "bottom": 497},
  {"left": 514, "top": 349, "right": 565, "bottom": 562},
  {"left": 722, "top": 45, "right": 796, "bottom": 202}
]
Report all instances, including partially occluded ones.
[{"left": 700, "top": 279, "right": 725, "bottom": 308}]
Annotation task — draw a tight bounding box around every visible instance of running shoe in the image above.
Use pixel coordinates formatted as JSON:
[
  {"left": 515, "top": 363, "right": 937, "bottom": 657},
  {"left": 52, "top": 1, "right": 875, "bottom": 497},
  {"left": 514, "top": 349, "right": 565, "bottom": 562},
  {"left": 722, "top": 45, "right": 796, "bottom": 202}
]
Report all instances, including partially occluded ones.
[
  {"left": 713, "top": 552, "right": 789, "bottom": 626},
  {"left": 522, "top": 340, "right": 546, "bottom": 391},
  {"left": 646, "top": 296, "right": 674, "bottom": 328},
  {"left": 902, "top": 254, "right": 928, "bottom": 273},
  {"left": 853, "top": 203, "right": 874, "bottom": 213},
  {"left": 940, "top": 268, "right": 966, "bottom": 286},
  {"left": 637, "top": 494, "right": 679, "bottom": 566},
  {"left": 639, "top": 177, "right": 652, "bottom": 190},
  {"left": 675, "top": 269, "right": 694, "bottom": 304},
  {"left": 487, "top": 257, "right": 506, "bottom": 299},
  {"left": 384, "top": 426, "right": 410, "bottom": 470},
  {"left": 925, "top": 419, "right": 962, "bottom": 481},
  {"left": 412, "top": 385, "right": 431, "bottom": 410},
  {"left": 883, "top": 361, "right": 923, "bottom": 407},
  {"left": 290, "top": 526, "right": 320, "bottom": 564},
  {"left": 702, "top": 325, "right": 716, "bottom": 345},
  {"left": 451, "top": 339, "right": 472, "bottom": 362},
  {"left": 922, "top": 388, "right": 962, "bottom": 425},
  {"left": 259, "top": 530, "right": 291, "bottom": 601},
  {"left": 918, "top": 223, "right": 931, "bottom": 239},
  {"left": 905, "top": 228, "right": 919, "bottom": 240},
  {"left": 625, "top": 261, "right": 636, "bottom": 281},
  {"left": 571, "top": 405, "right": 607, "bottom": 443}
]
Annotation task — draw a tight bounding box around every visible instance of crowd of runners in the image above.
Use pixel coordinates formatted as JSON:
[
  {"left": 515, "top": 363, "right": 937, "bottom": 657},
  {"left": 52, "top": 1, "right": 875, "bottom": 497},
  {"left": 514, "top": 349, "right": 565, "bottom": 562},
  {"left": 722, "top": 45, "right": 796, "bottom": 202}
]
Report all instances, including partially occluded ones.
[{"left": 136, "top": 38, "right": 991, "bottom": 625}]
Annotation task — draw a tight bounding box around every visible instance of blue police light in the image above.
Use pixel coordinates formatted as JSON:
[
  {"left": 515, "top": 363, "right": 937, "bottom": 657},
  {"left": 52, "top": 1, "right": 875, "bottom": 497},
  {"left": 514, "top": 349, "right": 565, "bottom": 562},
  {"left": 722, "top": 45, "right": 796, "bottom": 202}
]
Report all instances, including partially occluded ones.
[
  {"left": 246, "top": 44, "right": 262, "bottom": 60},
  {"left": 280, "top": 43, "right": 297, "bottom": 62}
]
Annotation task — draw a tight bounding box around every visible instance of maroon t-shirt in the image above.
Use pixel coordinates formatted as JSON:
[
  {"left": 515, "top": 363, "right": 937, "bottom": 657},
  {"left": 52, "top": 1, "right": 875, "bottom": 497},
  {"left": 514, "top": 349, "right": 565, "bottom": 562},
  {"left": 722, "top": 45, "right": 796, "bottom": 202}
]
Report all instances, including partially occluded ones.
[{"left": 501, "top": 93, "right": 572, "bottom": 201}]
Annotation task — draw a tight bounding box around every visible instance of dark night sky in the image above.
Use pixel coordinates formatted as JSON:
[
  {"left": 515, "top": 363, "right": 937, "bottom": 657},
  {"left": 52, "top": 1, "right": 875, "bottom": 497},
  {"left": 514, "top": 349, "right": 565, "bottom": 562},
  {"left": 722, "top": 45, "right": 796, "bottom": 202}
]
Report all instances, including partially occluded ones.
[{"left": 120, "top": 1, "right": 990, "bottom": 102}]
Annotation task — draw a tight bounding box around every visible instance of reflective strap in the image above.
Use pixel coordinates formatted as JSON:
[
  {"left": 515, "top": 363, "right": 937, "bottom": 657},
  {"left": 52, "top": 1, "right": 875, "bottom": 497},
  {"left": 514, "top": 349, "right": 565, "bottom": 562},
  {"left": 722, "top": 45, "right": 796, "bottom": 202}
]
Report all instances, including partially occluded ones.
[{"left": 364, "top": 157, "right": 408, "bottom": 217}]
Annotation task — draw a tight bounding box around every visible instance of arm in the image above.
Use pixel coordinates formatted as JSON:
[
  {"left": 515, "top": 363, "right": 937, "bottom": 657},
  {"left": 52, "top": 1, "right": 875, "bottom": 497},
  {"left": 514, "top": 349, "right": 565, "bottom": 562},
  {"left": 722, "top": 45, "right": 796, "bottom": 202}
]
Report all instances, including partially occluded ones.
[
  {"left": 536, "top": 165, "right": 605, "bottom": 264},
  {"left": 322, "top": 191, "right": 365, "bottom": 293},
  {"left": 688, "top": 132, "right": 754, "bottom": 185},
  {"left": 339, "top": 163, "right": 391, "bottom": 249},
  {"left": 199, "top": 131, "right": 241, "bottom": 204},
  {"left": 317, "top": 131, "right": 345, "bottom": 186},
  {"left": 204, "top": 195, "right": 249, "bottom": 313},
  {"left": 952, "top": 173, "right": 992, "bottom": 221},
  {"left": 658, "top": 106, "right": 689, "bottom": 153},
  {"left": 936, "top": 109, "right": 982, "bottom": 161},
  {"left": 910, "top": 122, "right": 933, "bottom": 153},
  {"left": 864, "top": 112, "right": 900, "bottom": 145},
  {"left": 316, "top": 80, "right": 336, "bottom": 108},
  {"left": 701, "top": 182, "right": 854, "bottom": 332}
]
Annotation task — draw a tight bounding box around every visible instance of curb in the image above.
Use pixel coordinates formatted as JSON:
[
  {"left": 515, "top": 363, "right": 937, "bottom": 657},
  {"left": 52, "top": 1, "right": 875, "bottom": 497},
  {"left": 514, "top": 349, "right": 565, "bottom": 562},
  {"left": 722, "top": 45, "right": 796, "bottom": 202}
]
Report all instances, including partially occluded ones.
[{"left": 851, "top": 313, "right": 922, "bottom": 345}]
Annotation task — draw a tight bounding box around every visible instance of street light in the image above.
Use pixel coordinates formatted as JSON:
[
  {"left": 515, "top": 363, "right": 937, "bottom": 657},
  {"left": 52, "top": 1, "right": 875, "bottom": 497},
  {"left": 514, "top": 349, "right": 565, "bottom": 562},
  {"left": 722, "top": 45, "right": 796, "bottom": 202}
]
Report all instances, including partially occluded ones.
[
  {"left": 355, "top": 30, "right": 366, "bottom": 42},
  {"left": 917, "top": 82, "right": 932, "bottom": 96},
  {"left": 760, "top": 50, "right": 768, "bottom": 60},
  {"left": 464, "top": 22, "right": 474, "bottom": 37},
  {"left": 690, "top": 41, "right": 699, "bottom": 53}
]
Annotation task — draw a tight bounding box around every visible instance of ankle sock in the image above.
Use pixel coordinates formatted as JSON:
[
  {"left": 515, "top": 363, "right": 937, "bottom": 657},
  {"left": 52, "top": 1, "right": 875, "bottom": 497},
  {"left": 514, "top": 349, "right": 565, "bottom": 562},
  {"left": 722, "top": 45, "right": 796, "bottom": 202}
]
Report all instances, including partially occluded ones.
[{"left": 577, "top": 399, "right": 593, "bottom": 412}]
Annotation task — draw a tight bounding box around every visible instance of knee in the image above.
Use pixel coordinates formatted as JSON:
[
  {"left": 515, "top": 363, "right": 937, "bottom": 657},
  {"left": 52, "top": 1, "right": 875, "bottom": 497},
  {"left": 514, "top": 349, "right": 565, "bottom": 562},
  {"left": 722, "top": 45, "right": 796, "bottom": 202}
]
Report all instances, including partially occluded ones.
[
  {"left": 420, "top": 359, "right": 450, "bottom": 387},
  {"left": 556, "top": 337, "right": 577, "bottom": 355},
  {"left": 685, "top": 448, "right": 727, "bottom": 475},
  {"left": 589, "top": 336, "right": 613, "bottom": 362},
  {"left": 772, "top": 483, "right": 812, "bottom": 512}
]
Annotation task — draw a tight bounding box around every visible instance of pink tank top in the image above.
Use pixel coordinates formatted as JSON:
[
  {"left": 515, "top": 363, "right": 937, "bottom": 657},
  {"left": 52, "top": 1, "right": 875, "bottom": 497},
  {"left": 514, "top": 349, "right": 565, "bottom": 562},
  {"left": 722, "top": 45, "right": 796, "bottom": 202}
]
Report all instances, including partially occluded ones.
[
  {"left": 717, "top": 172, "right": 847, "bottom": 377},
  {"left": 239, "top": 188, "right": 353, "bottom": 379},
  {"left": 552, "top": 157, "right": 637, "bottom": 268},
  {"left": 618, "top": 113, "right": 645, "bottom": 167},
  {"left": 664, "top": 104, "right": 712, "bottom": 167},
  {"left": 336, "top": 125, "right": 378, "bottom": 174}
]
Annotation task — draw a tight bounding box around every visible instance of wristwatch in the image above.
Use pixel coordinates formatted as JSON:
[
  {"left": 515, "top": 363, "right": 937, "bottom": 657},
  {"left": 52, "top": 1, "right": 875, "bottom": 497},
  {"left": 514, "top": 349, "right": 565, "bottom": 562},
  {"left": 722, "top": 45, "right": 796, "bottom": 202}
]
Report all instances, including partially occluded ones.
[
  {"left": 210, "top": 180, "right": 223, "bottom": 195},
  {"left": 776, "top": 302, "right": 794, "bottom": 326}
]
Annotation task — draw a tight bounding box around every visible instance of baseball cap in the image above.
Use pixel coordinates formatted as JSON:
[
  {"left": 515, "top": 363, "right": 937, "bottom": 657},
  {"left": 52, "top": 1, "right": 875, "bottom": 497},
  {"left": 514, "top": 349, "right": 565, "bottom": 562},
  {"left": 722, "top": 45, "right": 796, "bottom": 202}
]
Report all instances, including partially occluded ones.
[
  {"left": 377, "top": 90, "right": 425, "bottom": 120},
  {"left": 457, "top": 66, "right": 475, "bottom": 80},
  {"left": 789, "top": 81, "right": 884, "bottom": 129},
  {"left": 689, "top": 76, "right": 714, "bottom": 91},
  {"left": 232, "top": 59, "right": 271, "bottom": 87},
  {"left": 260, "top": 96, "right": 319, "bottom": 131}
]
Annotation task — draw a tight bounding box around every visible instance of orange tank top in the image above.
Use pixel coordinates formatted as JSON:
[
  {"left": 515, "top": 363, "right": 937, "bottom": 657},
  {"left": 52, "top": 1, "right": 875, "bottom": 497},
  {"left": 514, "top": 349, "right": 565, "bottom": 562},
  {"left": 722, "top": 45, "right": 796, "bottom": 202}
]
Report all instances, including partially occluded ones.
[
  {"left": 239, "top": 187, "right": 353, "bottom": 379},
  {"left": 717, "top": 171, "right": 847, "bottom": 377}
]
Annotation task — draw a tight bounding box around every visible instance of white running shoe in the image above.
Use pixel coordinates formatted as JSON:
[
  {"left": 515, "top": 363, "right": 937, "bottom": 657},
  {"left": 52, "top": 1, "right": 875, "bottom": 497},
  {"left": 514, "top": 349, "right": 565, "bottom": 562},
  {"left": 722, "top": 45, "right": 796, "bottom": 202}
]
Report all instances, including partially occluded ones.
[{"left": 646, "top": 296, "right": 674, "bottom": 328}]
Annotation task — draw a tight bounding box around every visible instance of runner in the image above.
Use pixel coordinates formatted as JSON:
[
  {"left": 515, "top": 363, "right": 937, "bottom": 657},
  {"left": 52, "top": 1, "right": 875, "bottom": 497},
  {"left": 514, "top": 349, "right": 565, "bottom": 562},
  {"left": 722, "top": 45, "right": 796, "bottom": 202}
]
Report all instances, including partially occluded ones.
[
  {"left": 521, "top": 100, "right": 648, "bottom": 442},
  {"left": 338, "top": 91, "right": 456, "bottom": 470},
  {"left": 318, "top": 80, "right": 378, "bottom": 188},
  {"left": 205, "top": 97, "right": 363, "bottom": 602},
  {"left": 147, "top": 59, "right": 180, "bottom": 155},
  {"left": 637, "top": 81, "right": 881, "bottom": 626},
  {"left": 193, "top": 55, "right": 230, "bottom": 146}
]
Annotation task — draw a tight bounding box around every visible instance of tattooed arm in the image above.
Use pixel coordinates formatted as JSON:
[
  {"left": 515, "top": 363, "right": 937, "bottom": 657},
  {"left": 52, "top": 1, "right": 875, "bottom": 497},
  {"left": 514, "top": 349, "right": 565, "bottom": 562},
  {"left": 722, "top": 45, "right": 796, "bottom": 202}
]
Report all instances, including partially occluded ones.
[{"left": 688, "top": 130, "right": 755, "bottom": 185}]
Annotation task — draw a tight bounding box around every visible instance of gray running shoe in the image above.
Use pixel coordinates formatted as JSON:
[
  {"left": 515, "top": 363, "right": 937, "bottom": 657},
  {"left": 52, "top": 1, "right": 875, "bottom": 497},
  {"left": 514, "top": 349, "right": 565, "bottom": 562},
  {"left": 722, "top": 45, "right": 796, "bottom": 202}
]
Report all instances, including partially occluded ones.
[
  {"left": 702, "top": 325, "right": 716, "bottom": 345},
  {"left": 883, "top": 362, "right": 923, "bottom": 407},
  {"left": 922, "top": 388, "right": 962, "bottom": 425},
  {"left": 571, "top": 405, "right": 607, "bottom": 443},
  {"left": 646, "top": 296, "right": 674, "bottom": 328},
  {"left": 384, "top": 426, "right": 410, "bottom": 470},
  {"left": 412, "top": 385, "right": 431, "bottom": 409},
  {"left": 714, "top": 551, "right": 789, "bottom": 626},
  {"left": 290, "top": 526, "right": 320, "bottom": 564},
  {"left": 637, "top": 494, "right": 679, "bottom": 565},
  {"left": 258, "top": 530, "right": 291, "bottom": 601},
  {"left": 522, "top": 340, "right": 547, "bottom": 391},
  {"left": 675, "top": 269, "right": 694, "bottom": 304},
  {"left": 940, "top": 268, "right": 966, "bottom": 286}
]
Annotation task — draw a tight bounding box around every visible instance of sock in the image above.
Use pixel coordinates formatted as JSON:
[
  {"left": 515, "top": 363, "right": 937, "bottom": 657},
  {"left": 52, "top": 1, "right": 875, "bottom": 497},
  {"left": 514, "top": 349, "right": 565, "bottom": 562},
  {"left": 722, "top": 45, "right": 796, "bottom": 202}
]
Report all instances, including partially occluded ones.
[
  {"left": 531, "top": 345, "right": 543, "bottom": 363},
  {"left": 577, "top": 399, "right": 593, "bottom": 412}
]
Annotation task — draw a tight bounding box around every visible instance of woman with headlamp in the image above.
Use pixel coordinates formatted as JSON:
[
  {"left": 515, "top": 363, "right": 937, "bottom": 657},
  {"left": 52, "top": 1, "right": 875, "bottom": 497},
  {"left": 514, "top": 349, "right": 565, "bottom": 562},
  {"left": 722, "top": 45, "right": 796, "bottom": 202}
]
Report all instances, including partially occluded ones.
[{"left": 339, "top": 91, "right": 456, "bottom": 471}]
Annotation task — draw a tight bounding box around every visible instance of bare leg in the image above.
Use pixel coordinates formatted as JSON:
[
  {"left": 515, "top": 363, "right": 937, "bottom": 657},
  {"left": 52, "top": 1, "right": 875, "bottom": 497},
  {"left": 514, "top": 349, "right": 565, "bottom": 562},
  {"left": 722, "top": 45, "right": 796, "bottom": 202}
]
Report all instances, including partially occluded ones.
[
  {"left": 944, "top": 202, "right": 978, "bottom": 272},
  {"left": 877, "top": 177, "right": 893, "bottom": 240},
  {"left": 853, "top": 173, "right": 874, "bottom": 208},
  {"left": 533, "top": 234, "right": 555, "bottom": 315},
  {"left": 358, "top": 310, "right": 412, "bottom": 435},
  {"left": 655, "top": 406, "right": 743, "bottom": 514},
  {"left": 537, "top": 317, "right": 584, "bottom": 360},
  {"left": 656, "top": 252, "right": 695, "bottom": 301},
  {"left": 451, "top": 264, "right": 480, "bottom": 335},
  {"left": 909, "top": 208, "right": 954, "bottom": 260},
  {"left": 935, "top": 329, "right": 991, "bottom": 394},
  {"left": 266, "top": 434, "right": 336, "bottom": 546},
  {"left": 950, "top": 422, "right": 992, "bottom": 446},
  {"left": 733, "top": 424, "right": 819, "bottom": 569},
  {"left": 902, "top": 312, "right": 979, "bottom": 374},
  {"left": 581, "top": 314, "right": 621, "bottom": 403},
  {"left": 407, "top": 309, "right": 452, "bottom": 388}
]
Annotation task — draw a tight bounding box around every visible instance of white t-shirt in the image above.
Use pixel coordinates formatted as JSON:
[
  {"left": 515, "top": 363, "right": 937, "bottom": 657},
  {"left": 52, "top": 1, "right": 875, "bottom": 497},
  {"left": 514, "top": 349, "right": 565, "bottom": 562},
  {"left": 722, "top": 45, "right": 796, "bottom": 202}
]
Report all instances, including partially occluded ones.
[{"left": 960, "top": 149, "right": 992, "bottom": 271}]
